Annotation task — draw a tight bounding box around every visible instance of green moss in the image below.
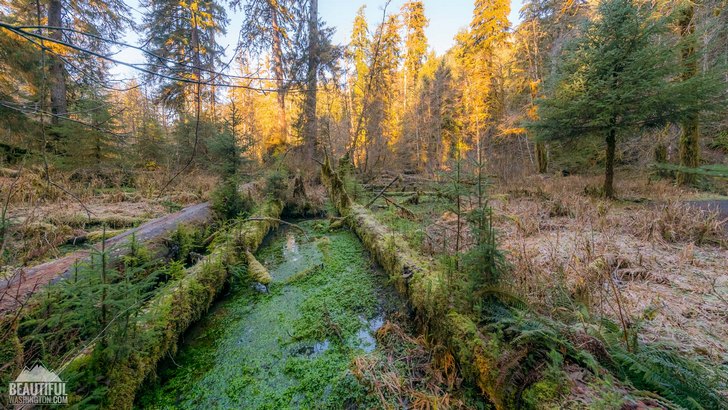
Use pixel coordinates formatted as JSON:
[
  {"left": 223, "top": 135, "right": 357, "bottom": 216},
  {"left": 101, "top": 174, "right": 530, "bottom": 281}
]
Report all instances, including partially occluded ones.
[
  {"left": 136, "top": 220, "right": 390, "bottom": 409},
  {"left": 291, "top": 234, "right": 377, "bottom": 341},
  {"left": 86, "top": 229, "right": 127, "bottom": 242},
  {"left": 521, "top": 379, "right": 563, "bottom": 409},
  {"left": 58, "top": 200, "right": 284, "bottom": 409},
  {"left": 320, "top": 159, "right": 530, "bottom": 409},
  {"left": 0, "top": 317, "right": 22, "bottom": 406},
  {"left": 245, "top": 250, "right": 271, "bottom": 284}
]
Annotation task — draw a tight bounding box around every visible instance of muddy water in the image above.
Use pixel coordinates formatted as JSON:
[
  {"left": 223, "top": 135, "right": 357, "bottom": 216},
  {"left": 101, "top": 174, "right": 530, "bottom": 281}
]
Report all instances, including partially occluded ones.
[{"left": 136, "top": 220, "right": 405, "bottom": 409}]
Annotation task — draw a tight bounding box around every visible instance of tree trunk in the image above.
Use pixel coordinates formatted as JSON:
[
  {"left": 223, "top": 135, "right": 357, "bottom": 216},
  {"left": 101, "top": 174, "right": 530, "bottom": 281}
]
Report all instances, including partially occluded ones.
[
  {"left": 208, "top": 29, "right": 217, "bottom": 121},
  {"left": 677, "top": 2, "right": 699, "bottom": 185},
  {"left": 678, "top": 117, "right": 699, "bottom": 183},
  {"left": 535, "top": 141, "right": 547, "bottom": 173},
  {"left": 303, "top": 0, "right": 319, "bottom": 162},
  {"left": 270, "top": 4, "right": 287, "bottom": 152},
  {"left": 48, "top": 0, "right": 67, "bottom": 126},
  {"left": 604, "top": 128, "right": 616, "bottom": 198}
]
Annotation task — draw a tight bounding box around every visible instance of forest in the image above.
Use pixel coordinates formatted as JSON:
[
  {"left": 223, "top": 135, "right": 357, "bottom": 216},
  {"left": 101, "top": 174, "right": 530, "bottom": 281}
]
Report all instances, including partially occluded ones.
[{"left": 0, "top": 0, "right": 727, "bottom": 408}]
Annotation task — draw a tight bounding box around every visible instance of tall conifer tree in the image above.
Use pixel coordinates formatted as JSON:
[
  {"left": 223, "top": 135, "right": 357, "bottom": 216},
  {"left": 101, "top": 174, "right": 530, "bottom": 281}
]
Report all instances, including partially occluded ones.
[{"left": 532, "top": 0, "right": 716, "bottom": 197}]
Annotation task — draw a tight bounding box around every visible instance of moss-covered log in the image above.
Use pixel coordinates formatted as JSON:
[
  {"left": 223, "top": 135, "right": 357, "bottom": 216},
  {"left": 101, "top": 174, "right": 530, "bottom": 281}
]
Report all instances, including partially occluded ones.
[
  {"left": 245, "top": 250, "right": 271, "bottom": 284},
  {"left": 0, "top": 316, "right": 23, "bottom": 407},
  {"left": 1, "top": 202, "right": 212, "bottom": 313},
  {"left": 321, "top": 158, "right": 547, "bottom": 409},
  {"left": 61, "top": 199, "right": 283, "bottom": 409}
]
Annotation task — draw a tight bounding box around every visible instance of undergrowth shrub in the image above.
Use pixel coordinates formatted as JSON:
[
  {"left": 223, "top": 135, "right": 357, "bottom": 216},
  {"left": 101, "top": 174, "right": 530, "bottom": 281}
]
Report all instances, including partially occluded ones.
[
  {"left": 591, "top": 318, "right": 728, "bottom": 410},
  {"left": 464, "top": 207, "right": 509, "bottom": 306},
  {"left": 265, "top": 169, "right": 289, "bottom": 201},
  {"left": 479, "top": 298, "right": 728, "bottom": 409},
  {"left": 708, "top": 130, "right": 728, "bottom": 153},
  {"left": 17, "top": 240, "right": 164, "bottom": 374},
  {"left": 638, "top": 202, "right": 726, "bottom": 245},
  {"left": 211, "top": 178, "right": 252, "bottom": 221},
  {"left": 208, "top": 128, "right": 253, "bottom": 221}
]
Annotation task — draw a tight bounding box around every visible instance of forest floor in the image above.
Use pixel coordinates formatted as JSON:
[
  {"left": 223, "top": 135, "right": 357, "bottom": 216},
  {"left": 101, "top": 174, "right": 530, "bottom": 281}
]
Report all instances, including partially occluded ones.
[
  {"left": 0, "top": 202, "right": 211, "bottom": 311},
  {"left": 2, "top": 165, "right": 726, "bottom": 407},
  {"left": 365, "top": 171, "right": 727, "bottom": 367},
  {"left": 0, "top": 169, "right": 215, "bottom": 277},
  {"left": 491, "top": 173, "right": 727, "bottom": 363}
]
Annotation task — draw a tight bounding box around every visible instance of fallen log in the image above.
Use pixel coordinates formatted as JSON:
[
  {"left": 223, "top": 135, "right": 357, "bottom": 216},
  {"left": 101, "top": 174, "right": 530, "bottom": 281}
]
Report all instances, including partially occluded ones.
[
  {"left": 246, "top": 250, "right": 271, "bottom": 284},
  {"left": 0, "top": 202, "right": 212, "bottom": 313},
  {"left": 61, "top": 199, "right": 283, "bottom": 409},
  {"left": 321, "top": 157, "right": 605, "bottom": 409},
  {"left": 381, "top": 194, "right": 416, "bottom": 219},
  {"left": 45, "top": 214, "right": 147, "bottom": 229},
  {"left": 64, "top": 229, "right": 127, "bottom": 246},
  {"left": 370, "top": 191, "right": 436, "bottom": 197},
  {"left": 365, "top": 175, "right": 400, "bottom": 208}
]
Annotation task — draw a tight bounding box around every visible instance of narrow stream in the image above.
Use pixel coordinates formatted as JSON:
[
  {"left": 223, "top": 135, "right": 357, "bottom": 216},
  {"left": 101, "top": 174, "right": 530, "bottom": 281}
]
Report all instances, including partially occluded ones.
[{"left": 136, "top": 219, "right": 405, "bottom": 409}]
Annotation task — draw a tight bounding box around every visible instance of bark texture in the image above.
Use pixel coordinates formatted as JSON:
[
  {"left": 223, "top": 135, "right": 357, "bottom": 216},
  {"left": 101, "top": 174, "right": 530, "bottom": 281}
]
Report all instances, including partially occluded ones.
[{"left": 47, "top": 0, "right": 67, "bottom": 125}]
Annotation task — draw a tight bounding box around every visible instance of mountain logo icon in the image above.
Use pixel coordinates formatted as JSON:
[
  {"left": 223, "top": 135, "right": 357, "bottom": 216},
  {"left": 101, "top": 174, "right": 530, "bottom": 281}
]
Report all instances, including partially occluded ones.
[
  {"left": 8, "top": 364, "right": 68, "bottom": 405},
  {"left": 14, "top": 365, "right": 63, "bottom": 383}
]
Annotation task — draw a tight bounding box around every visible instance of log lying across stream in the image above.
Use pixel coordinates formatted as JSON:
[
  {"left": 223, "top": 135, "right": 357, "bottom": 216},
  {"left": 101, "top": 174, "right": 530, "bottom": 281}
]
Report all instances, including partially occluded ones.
[
  {"left": 0, "top": 202, "right": 212, "bottom": 312},
  {"left": 62, "top": 199, "right": 283, "bottom": 409}
]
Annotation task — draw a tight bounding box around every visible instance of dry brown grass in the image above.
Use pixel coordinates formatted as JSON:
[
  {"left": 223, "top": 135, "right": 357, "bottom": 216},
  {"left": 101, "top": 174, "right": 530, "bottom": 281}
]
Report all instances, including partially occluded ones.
[
  {"left": 490, "top": 172, "right": 728, "bottom": 363},
  {"left": 352, "top": 318, "right": 476, "bottom": 410},
  {"left": 1, "top": 166, "right": 217, "bottom": 271}
]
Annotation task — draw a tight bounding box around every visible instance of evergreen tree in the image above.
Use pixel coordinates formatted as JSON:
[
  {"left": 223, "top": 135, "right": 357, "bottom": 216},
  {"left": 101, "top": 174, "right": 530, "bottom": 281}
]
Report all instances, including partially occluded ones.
[
  {"left": 414, "top": 54, "right": 459, "bottom": 171},
  {"left": 111, "top": 82, "right": 167, "bottom": 167},
  {"left": 471, "top": 0, "right": 510, "bottom": 52},
  {"left": 57, "top": 88, "right": 120, "bottom": 169},
  {"left": 348, "top": 6, "right": 370, "bottom": 167},
  {"left": 401, "top": 0, "right": 428, "bottom": 170},
  {"left": 451, "top": 0, "right": 509, "bottom": 174},
  {"left": 531, "top": 0, "right": 718, "bottom": 198},
  {"left": 401, "top": 1, "right": 428, "bottom": 103},
  {"left": 141, "top": 0, "right": 227, "bottom": 111},
  {"left": 234, "top": 0, "right": 296, "bottom": 153},
  {"left": 366, "top": 14, "right": 402, "bottom": 172},
  {"left": 0, "top": 0, "right": 131, "bottom": 144},
  {"left": 302, "top": 0, "right": 319, "bottom": 161},
  {"left": 515, "top": 0, "right": 588, "bottom": 173}
]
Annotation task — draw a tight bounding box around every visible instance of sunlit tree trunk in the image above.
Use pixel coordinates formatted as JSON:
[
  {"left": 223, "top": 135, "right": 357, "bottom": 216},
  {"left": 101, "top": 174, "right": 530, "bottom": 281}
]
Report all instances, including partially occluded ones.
[
  {"left": 303, "top": 0, "right": 318, "bottom": 161},
  {"left": 270, "top": 4, "right": 287, "bottom": 149}
]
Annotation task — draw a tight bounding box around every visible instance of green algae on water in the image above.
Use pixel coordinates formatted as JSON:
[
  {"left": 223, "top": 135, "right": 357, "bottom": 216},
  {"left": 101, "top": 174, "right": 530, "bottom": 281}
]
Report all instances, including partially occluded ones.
[{"left": 136, "top": 220, "right": 394, "bottom": 409}]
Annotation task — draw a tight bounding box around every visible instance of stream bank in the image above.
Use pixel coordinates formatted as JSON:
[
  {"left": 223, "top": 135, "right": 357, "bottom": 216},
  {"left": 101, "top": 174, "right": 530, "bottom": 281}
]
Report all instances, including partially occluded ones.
[{"left": 136, "top": 220, "right": 407, "bottom": 408}]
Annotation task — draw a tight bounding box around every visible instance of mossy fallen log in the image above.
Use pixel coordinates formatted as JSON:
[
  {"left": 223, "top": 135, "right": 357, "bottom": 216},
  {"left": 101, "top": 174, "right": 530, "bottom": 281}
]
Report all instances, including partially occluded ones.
[
  {"left": 61, "top": 199, "right": 283, "bottom": 409},
  {"left": 64, "top": 229, "right": 128, "bottom": 245},
  {"left": 1, "top": 202, "right": 212, "bottom": 313},
  {"left": 48, "top": 214, "right": 147, "bottom": 229},
  {"left": 245, "top": 250, "right": 271, "bottom": 284},
  {"left": 0, "top": 316, "right": 23, "bottom": 407},
  {"left": 320, "top": 158, "right": 545, "bottom": 409}
]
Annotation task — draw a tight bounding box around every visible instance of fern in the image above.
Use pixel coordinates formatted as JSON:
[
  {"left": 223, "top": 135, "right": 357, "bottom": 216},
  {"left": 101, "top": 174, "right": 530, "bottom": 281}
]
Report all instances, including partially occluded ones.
[{"left": 610, "top": 344, "right": 728, "bottom": 410}]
